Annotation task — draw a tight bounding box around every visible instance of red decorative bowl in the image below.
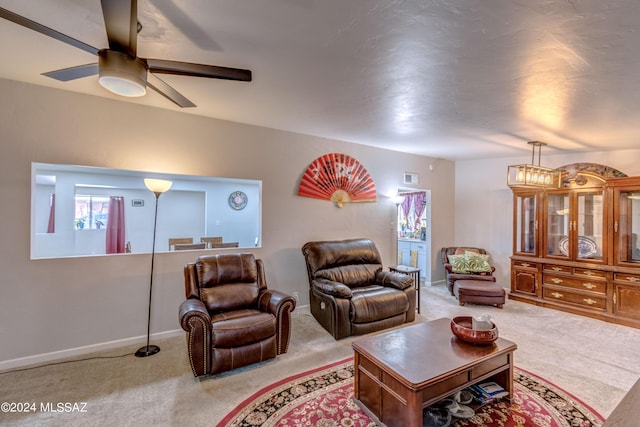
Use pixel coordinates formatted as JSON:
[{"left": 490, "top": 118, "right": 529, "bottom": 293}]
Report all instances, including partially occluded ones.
[{"left": 450, "top": 316, "right": 499, "bottom": 345}]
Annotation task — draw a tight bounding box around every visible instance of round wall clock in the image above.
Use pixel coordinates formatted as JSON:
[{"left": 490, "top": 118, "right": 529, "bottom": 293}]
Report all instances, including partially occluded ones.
[{"left": 228, "top": 191, "right": 248, "bottom": 210}]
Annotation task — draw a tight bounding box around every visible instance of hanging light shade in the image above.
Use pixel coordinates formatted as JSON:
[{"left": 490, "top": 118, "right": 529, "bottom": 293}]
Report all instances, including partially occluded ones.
[{"left": 507, "top": 141, "right": 560, "bottom": 189}]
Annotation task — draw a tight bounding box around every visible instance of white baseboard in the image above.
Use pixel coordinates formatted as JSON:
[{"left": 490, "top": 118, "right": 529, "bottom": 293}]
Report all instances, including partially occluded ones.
[{"left": 0, "top": 329, "right": 183, "bottom": 372}]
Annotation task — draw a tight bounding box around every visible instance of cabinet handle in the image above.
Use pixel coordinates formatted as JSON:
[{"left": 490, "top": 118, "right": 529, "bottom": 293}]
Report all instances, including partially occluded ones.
[
  {"left": 613, "top": 293, "right": 617, "bottom": 304},
  {"left": 614, "top": 221, "right": 618, "bottom": 233},
  {"left": 582, "top": 271, "right": 595, "bottom": 277},
  {"left": 625, "top": 276, "right": 640, "bottom": 283},
  {"left": 551, "top": 267, "right": 562, "bottom": 271},
  {"left": 551, "top": 278, "right": 563, "bottom": 284},
  {"left": 521, "top": 263, "right": 530, "bottom": 267},
  {"left": 583, "top": 298, "right": 597, "bottom": 305},
  {"left": 551, "top": 292, "right": 563, "bottom": 298},
  {"left": 582, "top": 283, "right": 596, "bottom": 290}
]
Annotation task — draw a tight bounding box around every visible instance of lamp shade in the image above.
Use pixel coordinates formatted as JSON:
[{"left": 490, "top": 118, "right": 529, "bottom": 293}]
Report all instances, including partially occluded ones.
[
  {"left": 144, "top": 178, "right": 173, "bottom": 194},
  {"left": 392, "top": 195, "right": 405, "bottom": 205}
]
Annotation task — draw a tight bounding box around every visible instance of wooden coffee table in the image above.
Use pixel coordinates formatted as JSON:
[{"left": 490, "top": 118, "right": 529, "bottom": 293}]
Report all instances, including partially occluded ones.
[{"left": 352, "top": 318, "right": 517, "bottom": 427}]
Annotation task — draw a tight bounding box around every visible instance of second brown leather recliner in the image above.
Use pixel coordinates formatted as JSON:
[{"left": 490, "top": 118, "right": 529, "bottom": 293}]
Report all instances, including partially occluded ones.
[{"left": 301, "top": 238, "right": 416, "bottom": 340}]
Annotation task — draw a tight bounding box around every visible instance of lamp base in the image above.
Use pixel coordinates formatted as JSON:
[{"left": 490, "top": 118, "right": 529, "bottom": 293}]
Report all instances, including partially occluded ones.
[{"left": 135, "top": 345, "right": 160, "bottom": 358}]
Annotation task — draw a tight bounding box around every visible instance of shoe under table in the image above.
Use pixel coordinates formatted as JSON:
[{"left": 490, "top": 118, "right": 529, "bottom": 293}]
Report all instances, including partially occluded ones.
[{"left": 453, "top": 279, "right": 505, "bottom": 308}]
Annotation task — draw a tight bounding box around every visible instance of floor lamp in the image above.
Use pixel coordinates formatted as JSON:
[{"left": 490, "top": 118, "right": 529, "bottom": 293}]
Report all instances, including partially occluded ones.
[{"left": 136, "top": 178, "right": 173, "bottom": 358}]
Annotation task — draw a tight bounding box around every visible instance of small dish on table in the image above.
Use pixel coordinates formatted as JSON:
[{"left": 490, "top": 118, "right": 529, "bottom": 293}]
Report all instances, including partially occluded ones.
[{"left": 450, "top": 316, "right": 498, "bottom": 345}]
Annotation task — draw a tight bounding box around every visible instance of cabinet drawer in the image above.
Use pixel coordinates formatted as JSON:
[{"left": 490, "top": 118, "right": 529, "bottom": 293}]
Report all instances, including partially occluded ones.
[
  {"left": 544, "top": 264, "right": 571, "bottom": 273},
  {"left": 574, "top": 268, "right": 606, "bottom": 279},
  {"left": 614, "top": 273, "right": 640, "bottom": 284},
  {"left": 470, "top": 354, "right": 508, "bottom": 380},
  {"left": 421, "top": 371, "right": 468, "bottom": 402},
  {"left": 513, "top": 260, "right": 537, "bottom": 269},
  {"left": 543, "top": 274, "right": 606, "bottom": 294},
  {"left": 543, "top": 286, "right": 606, "bottom": 310}
]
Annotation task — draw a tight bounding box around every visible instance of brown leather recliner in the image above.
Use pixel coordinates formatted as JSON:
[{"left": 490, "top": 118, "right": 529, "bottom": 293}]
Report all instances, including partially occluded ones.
[
  {"left": 441, "top": 247, "right": 496, "bottom": 295},
  {"left": 179, "top": 253, "right": 296, "bottom": 377},
  {"left": 301, "top": 238, "right": 416, "bottom": 340}
]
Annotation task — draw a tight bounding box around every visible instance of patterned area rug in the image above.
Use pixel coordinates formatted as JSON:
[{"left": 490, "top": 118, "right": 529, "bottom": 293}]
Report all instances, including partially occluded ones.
[{"left": 217, "top": 358, "right": 604, "bottom": 427}]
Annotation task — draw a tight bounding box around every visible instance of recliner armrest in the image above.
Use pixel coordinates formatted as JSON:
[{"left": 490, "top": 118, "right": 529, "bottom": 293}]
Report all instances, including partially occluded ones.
[
  {"left": 179, "top": 298, "right": 211, "bottom": 331},
  {"left": 258, "top": 289, "right": 297, "bottom": 314},
  {"left": 376, "top": 271, "right": 414, "bottom": 290},
  {"left": 178, "top": 298, "right": 212, "bottom": 377},
  {"left": 311, "top": 278, "right": 353, "bottom": 298}
]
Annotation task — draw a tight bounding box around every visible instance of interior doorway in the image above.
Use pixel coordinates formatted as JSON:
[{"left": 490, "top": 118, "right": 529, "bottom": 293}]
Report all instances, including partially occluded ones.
[{"left": 396, "top": 188, "right": 431, "bottom": 285}]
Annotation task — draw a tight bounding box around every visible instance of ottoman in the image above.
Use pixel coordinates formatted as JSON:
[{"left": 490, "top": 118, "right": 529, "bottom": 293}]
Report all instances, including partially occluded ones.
[{"left": 453, "top": 280, "right": 505, "bottom": 308}]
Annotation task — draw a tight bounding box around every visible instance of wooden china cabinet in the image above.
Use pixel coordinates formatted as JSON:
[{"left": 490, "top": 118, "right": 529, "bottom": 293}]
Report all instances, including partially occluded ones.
[{"left": 510, "top": 163, "right": 640, "bottom": 329}]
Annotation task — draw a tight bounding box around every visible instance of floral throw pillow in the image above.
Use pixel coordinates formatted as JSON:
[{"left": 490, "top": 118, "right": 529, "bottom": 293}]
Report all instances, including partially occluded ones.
[
  {"left": 447, "top": 254, "right": 468, "bottom": 273},
  {"left": 464, "top": 251, "right": 492, "bottom": 273}
]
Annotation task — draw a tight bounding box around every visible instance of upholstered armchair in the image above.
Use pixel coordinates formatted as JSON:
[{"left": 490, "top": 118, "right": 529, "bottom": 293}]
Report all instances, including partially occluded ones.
[
  {"left": 301, "top": 238, "right": 416, "bottom": 340},
  {"left": 440, "top": 247, "right": 496, "bottom": 295},
  {"left": 179, "top": 253, "right": 296, "bottom": 377}
]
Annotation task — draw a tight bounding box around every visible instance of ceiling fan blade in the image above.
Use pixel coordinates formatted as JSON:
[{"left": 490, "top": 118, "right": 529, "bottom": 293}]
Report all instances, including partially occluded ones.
[
  {"left": 100, "top": 0, "right": 138, "bottom": 56},
  {"left": 146, "top": 59, "right": 252, "bottom": 82},
  {"left": 42, "top": 63, "right": 99, "bottom": 81},
  {"left": 0, "top": 6, "right": 99, "bottom": 56},
  {"left": 147, "top": 73, "right": 196, "bottom": 108}
]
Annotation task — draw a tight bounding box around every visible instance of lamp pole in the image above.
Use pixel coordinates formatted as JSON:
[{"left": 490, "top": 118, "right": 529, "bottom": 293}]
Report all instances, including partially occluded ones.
[
  {"left": 136, "top": 179, "right": 172, "bottom": 358},
  {"left": 393, "top": 195, "right": 404, "bottom": 265}
]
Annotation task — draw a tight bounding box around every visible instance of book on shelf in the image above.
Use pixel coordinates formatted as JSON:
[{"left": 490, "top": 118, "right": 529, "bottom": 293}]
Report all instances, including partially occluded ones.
[
  {"left": 472, "top": 381, "right": 509, "bottom": 400},
  {"left": 468, "top": 385, "right": 494, "bottom": 404}
]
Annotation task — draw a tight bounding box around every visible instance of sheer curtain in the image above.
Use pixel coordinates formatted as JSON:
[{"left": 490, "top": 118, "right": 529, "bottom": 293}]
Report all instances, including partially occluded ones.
[
  {"left": 400, "top": 195, "right": 413, "bottom": 232},
  {"left": 413, "top": 192, "right": 427, "bottom": 230},
  {"left": 47, "top": 193, "right": 55, "bottom": 233},
  {"left": 106, "top": 196, "right": 125, "bottom": 254}
]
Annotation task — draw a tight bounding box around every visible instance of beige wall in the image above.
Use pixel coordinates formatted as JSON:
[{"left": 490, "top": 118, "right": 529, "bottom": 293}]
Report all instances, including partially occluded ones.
[
  {"left": 455, "top": 150, "right": 640, "bottom": 288},
  {"left": 0, "top": 78, "right": 455, "bottom": 367}
]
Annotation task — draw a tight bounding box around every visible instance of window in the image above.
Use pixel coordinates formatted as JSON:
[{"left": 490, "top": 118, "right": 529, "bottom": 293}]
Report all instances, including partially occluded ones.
[
  {"left": 31, "top": 162, "right": 262, "bottom": 259},
  {"left": 74, "top": 195, "right": 109, "bottom": 230}
]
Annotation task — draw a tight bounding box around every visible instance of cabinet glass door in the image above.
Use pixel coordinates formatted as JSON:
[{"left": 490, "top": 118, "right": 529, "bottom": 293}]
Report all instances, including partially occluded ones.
[
  {"left": 515, "top": 194, "right": 536, "bottom": 255},
  {"left": 577, "top": 192, "right": 604, "bottom": 261},
  {"left": 617, "top": 190, "right": 640, "bottom": 264},
  {"left": 546, "top": 193, "right": 570, "bottom": 258}
]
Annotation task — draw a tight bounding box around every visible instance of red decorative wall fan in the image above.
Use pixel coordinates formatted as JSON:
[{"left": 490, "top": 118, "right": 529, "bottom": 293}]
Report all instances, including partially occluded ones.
[{"left": 298, "top": 153, "right": 377, "bottom": 207}]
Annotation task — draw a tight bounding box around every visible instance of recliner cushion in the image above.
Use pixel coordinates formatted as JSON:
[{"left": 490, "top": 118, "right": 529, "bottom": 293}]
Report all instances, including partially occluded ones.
[
  {"left": 210, "top": 309, "right": 276, "bottom": 348},
  {"left": 196, "top": 254, "right": 260, "bottom": 312},
  {"left": 201, "top": 284, "right": 259, "bottom": 313},
  {"left": 316, "top": 264, "right": 380, "bottom": 288},
  {"left": 350, "top": 286, "right": 409, "bottom": 323}
]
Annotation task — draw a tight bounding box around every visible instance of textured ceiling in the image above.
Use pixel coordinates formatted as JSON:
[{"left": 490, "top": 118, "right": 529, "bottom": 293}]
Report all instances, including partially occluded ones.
[{"left": 1, "top": 0, "right": 639, "bottom": 160}]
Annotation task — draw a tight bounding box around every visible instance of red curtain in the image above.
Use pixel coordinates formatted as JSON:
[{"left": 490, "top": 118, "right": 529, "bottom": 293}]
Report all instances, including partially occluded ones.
[
  {"left": 47, "top": 193, "right": 55, "bottom": 233},
  {"left": 106, "top": 196, "right": 125, "bottom": 254}
]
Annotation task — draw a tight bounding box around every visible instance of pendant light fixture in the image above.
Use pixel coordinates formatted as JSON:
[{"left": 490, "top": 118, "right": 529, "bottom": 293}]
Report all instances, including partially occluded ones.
[{"left": 507, "top": 141, "right": 560, "bottom": 189}]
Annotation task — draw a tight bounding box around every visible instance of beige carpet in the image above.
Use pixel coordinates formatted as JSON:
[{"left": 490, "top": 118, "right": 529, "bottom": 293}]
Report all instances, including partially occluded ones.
[{"left": 1, "top": 284, "right": 638, "bottom": 426}]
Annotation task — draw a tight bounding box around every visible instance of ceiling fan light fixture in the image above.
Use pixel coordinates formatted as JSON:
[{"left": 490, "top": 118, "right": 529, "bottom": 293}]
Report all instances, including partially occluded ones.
[{"left": 98, "top": 50, "right": 147, "bottom": 97}]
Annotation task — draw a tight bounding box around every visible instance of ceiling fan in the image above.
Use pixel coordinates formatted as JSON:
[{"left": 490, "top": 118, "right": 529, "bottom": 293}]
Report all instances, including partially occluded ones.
[{"left": 0, "top": 0, "right": 252, "bottom": 108}]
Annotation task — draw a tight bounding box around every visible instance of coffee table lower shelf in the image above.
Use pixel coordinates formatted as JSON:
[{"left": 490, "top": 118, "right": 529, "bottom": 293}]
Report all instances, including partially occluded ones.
[{"left": 355, "top": 362, "right": 513, "bottom": 426}]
